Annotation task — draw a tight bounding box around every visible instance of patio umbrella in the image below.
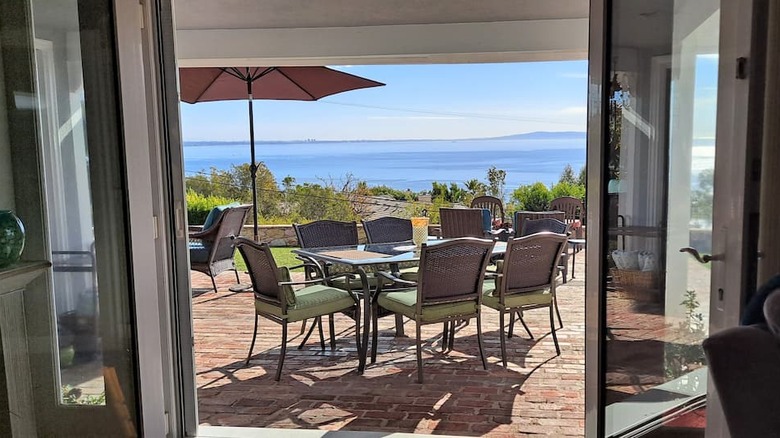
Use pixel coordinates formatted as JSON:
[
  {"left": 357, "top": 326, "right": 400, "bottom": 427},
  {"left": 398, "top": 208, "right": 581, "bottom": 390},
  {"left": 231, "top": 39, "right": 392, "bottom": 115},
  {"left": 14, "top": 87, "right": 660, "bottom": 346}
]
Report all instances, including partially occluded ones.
[{"left": 179, "top": 66, "right": 385, "bottom": 240}]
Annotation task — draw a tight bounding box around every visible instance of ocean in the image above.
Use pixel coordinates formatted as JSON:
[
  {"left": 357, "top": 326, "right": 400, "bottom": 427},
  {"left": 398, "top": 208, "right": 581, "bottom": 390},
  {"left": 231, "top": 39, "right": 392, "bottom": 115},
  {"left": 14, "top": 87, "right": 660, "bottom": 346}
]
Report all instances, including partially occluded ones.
[{"left": 183, "top": 138, "right": 586, "bottom": 192}]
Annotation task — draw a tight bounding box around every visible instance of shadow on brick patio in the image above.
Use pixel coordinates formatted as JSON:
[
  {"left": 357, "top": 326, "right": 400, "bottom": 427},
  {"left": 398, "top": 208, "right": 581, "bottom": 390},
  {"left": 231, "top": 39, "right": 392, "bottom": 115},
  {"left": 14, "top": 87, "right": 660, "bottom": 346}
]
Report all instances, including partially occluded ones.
[{"left": 192, "top": 258, "right": 586, "bottom": 436}]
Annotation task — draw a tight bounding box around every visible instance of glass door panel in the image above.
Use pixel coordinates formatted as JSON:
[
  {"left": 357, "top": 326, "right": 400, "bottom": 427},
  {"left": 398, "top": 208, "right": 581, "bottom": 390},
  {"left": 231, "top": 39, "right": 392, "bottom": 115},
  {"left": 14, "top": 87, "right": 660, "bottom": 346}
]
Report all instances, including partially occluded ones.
[
  {"left": 603, "top": 0, "right": 719, "bottom": 435},
  {"left": 0, "top": 0, "right": 139, "bottom": 435}
]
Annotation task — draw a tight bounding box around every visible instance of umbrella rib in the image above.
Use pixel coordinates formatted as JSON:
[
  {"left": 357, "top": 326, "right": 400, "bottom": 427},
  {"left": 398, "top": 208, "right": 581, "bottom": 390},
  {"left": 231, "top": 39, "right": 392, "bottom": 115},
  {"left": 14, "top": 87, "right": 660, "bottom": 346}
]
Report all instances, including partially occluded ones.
[
  {"left": 222, "top": 67, "right": 248, "bottom": 81},
  {"left": 275, "top": 69, "right": 318, "bottom": 100},
  {"left": 192, "top": 69, "right": 229, "bottom": 103},
  {"left": 250, "top": 67, "right": 275, "bottom": 82}
]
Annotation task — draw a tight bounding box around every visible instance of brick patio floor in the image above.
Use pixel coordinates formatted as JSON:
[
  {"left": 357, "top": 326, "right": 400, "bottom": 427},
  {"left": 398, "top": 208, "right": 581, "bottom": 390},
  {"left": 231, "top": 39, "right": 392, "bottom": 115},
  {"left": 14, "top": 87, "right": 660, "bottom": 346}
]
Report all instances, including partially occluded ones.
[{"left": 192, "top": 258, "right": 586, "bottom": 436}]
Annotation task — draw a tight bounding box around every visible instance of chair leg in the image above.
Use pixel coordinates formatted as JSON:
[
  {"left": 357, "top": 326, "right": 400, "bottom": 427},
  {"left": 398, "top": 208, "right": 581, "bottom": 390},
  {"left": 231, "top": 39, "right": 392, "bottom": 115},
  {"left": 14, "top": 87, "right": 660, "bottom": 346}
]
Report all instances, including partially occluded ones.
[
  {"left": 518, "top": 311, "right": 534, "bottom": 339},
  {"left": 210, "top": 275, "right": 218, "bottom": 293},
  {"left": 298, "top": 316, "right": 319, "bottom": 349},
  {"left": 508, "top": 311, "right": 515, "bottom": 338},
  {"left": 371, "top": 305, "right": 380, "bottom": 363},
  {"left": 441, "top": 321, "right": 449, "bottom": 352},
  {"left": 245, "top": 313, "right": 259, "bottom": 366},
  {"left": 550, "top": 305, "right": 561, "bottom": 356},
  {"left": 299, "top": 319, "right": 307, "bottom": 335},
  {"left": 275, "top": 322, "right": 288, "bottom": 381},
  {"left": 317, "top": 316, "right": 326, "bottom": 351},
  {"left": 476, "top": 312, "right": 488, "bottom": 371},
  {"left": 499, "top": 311, "right": 507, "bottom": 368},
  {"left": 234, "top": 269, "right": 241, "bottom": 284},
  {"left": 448, "top": 320, "right": 455, "bottom": 351},
  {"left": 329, "top": 314, "right": 336, "bottom": 351},
  {"left": 395, "top": 314, "right": 405, "bottom": 337},
  {"left": 554, "top": 294, "right": 564, "bottom": 329},
  {"left": 416, "top": 322, "right": 424, "bottom": 383},
  {"left": 354, "top": 304, "right": 361, "bottom": 361}
]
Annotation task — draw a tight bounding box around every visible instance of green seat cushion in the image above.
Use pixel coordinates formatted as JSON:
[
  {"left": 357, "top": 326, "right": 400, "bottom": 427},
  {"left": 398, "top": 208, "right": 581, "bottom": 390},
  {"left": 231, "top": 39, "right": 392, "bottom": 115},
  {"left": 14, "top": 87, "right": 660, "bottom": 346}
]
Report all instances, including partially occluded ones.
[
  {"left": 398, "top": 266, "right": 418, "bottom": 282},
  {"left": 255, "top": 285, "right": 355, "bottom": 322},
  {"left": 481, "top": 279, "right": 551, "bottom": 310},
  {"left": 377, "top": 288, "right": 478, "bottom": 323}
]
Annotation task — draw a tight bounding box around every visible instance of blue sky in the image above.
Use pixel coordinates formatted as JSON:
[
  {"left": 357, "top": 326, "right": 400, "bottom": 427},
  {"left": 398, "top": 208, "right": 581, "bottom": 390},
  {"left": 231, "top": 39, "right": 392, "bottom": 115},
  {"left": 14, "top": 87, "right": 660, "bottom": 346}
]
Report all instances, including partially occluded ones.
[{"left": 180, "top": 61, "right": 588, "bottom": 142}]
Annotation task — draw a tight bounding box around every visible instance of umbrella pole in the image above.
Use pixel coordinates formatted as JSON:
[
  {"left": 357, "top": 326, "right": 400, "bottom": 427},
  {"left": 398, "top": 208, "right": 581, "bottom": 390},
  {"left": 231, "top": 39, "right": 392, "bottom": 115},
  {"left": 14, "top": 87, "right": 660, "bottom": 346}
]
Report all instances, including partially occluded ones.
[{"left": 248, "top": 79, "right": 259, "bottom": 241}]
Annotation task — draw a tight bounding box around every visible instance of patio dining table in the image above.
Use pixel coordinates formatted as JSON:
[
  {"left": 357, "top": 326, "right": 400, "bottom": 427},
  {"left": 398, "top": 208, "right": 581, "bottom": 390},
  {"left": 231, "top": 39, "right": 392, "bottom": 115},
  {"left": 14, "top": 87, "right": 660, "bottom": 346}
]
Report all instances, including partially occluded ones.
[{"left": 294, "top": 237, "right": 507, "bottom": 373}]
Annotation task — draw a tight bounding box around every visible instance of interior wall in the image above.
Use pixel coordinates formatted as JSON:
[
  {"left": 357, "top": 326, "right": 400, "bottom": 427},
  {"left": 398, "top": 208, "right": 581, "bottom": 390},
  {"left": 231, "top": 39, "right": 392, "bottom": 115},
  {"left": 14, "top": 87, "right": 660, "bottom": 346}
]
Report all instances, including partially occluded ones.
[{"left": 0, "top": 40, "right": 14, "bottom": 210}]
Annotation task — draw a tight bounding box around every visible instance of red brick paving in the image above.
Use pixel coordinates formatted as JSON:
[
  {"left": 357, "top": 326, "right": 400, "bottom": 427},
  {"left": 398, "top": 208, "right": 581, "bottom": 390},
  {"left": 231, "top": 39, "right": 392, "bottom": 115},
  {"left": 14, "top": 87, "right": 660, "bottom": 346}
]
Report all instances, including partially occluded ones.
[{"left": 192, "top": 260, "right": 586, "bottom": 436}]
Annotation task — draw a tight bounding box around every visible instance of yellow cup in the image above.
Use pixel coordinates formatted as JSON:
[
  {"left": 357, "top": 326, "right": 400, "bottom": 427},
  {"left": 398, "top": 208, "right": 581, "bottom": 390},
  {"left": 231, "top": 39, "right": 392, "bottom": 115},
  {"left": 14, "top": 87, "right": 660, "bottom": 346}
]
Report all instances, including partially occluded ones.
[{"left": 411, "top": 217, "right": 429, "bottom": 247}]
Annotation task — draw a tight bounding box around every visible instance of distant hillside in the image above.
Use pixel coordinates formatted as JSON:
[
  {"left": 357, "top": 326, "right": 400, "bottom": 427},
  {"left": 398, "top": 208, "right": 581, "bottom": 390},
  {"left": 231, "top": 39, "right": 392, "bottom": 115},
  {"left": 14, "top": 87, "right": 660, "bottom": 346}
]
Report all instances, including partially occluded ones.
[
  {"left": 486, "top": 131, "right": 586, "bottom": 141},
  {"left": 184, "top": 131, "right": 587, "bottom": 146}
]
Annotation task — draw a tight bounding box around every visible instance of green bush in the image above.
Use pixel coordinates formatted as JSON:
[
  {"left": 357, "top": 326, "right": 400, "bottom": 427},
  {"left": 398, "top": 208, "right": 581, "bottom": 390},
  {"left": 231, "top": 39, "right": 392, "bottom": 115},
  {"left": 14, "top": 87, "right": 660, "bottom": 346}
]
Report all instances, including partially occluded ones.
[
  {"left": 186, "top": 190, "right": 238, "bottom": 225},
  {"left": 550, "top": 181, "right": 586, "bottom": 201},
  {"left": 511, "top": 182, "right": 552, "bottom": 211}
]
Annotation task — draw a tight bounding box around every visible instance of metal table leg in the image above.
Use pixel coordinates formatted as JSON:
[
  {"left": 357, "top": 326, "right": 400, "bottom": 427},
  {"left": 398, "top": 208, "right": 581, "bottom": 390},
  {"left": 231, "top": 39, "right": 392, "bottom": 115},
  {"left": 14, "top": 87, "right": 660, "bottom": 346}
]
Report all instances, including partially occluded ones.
[{"left": 356, "top": 267, "right": 371, "bottom": 374}]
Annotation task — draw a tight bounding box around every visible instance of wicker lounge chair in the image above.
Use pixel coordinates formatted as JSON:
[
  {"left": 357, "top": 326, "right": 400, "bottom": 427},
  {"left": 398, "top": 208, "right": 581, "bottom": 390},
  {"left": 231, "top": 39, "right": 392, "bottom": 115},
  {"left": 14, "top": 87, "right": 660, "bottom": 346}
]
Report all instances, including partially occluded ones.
[
  {"left": 188, "top": 204, "right": 251, "bottom": 292},
  {"left": 235, "top": 238, "right": 360, "bottom": 381},
  {"left": 371, "top": 238, "right": 494, "bottom": 383},
  {"left": 482, "top": 232, "right": 568, "bottom": 366}
]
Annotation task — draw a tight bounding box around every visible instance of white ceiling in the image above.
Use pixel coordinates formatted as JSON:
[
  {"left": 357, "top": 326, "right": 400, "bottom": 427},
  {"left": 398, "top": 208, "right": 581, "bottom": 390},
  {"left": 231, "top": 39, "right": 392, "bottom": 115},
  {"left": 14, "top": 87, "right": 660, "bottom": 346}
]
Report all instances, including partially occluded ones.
[
  {"left": 175, "top": 0, "right": 588, "bottom": 30},
  {"left": 174, "top": 0, "right": 590, "bottom": 66}
]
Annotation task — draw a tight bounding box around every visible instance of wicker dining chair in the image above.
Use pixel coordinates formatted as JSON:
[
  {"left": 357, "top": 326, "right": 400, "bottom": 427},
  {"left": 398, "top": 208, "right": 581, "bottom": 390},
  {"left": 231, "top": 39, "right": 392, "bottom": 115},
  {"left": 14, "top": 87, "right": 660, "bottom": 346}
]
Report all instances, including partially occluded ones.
[
  {"left": 371, "top": 238, "right": 494, "bottom": 383},
  {"left": 439, "top": 208, "right": 489, "bottom": 239},
  {"left": 235, "top": 238, "right": 360, "bottom": 381},
  {"left": 482, "top": 232, "right": 568, "bottom": 366},
  {"left": 294, "top": 219, "right": 405, "bottom": 338},
  {"left": 550, "top": 196, "right": 584, "bottom": 238},
  {"left": 189, "top": 204, "right": 251, "bottom": 292},
  {"left": 470, "top": 195, "right": 505, "bottom": 225},
  {"left": 362, "top": 216, "right": 413, "bottom": 243},
  {"left": 517, "top": 217, "right": 570, "bottom": 327}
]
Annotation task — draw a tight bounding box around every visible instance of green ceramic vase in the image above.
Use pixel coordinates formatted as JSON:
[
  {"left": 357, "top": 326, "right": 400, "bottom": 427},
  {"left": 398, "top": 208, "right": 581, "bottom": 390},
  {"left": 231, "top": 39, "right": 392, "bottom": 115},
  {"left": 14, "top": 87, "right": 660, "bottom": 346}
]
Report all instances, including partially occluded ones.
[{"left": 0, "top": 210, "right": 25, "bottom": 268}]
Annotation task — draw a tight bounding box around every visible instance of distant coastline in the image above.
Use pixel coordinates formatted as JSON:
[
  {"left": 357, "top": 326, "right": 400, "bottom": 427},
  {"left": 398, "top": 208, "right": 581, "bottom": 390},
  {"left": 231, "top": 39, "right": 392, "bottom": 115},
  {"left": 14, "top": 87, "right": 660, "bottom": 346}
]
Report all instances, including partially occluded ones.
[{"left": 183, "top": 130, "right": 586, "bottom": 147}]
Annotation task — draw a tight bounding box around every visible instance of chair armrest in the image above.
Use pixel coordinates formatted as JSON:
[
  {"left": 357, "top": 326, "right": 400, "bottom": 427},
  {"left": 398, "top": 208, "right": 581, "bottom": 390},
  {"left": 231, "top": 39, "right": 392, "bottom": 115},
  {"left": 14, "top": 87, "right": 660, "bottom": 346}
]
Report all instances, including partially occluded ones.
[
  {"left": 278, "top": 272, "right": 357, "bottom": 287},
  {"left": 189, "top": 228, "right": 214, "bottom": 240},
  {"left": 485, "top": 272, "right": 502, "bottom": 279},
  {"left": 375, "top": 271, "right": 417, "bottom": 287}
]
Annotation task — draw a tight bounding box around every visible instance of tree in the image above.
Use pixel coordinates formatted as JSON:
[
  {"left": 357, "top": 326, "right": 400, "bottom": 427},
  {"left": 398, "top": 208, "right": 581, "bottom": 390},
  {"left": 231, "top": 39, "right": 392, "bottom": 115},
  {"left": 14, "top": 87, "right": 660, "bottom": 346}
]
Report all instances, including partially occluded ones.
[
  {"left": 510, "top": 182, "right": 552, "bottom": 211},
  {"left": 690, "top": 168, "right": 714, "bottom": 225},
  {"left": 578, "top": 166, "right": 587, "bottom": 186},
  {"left": 551, "top": 181, "right": 586, "bottom": 201},
  {"left": 486, "top": 166, "right": 507, "bottom": 199},
  {"left": 463, "top": 178, "right": 487, "bottom": 196},
  {"left": 559, "top": 164, "right": 577, "bottom": 185},
  {"left": 184, "top": 163, "right": 280, "bottom": 218}
]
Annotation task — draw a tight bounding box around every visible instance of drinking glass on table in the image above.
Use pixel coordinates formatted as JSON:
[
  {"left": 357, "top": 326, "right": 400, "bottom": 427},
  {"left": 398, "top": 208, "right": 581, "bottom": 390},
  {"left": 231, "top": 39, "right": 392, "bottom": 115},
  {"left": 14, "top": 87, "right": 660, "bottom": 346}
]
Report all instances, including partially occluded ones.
[{"left": 411, "top": 217, "right": 429, "bottom": 248}]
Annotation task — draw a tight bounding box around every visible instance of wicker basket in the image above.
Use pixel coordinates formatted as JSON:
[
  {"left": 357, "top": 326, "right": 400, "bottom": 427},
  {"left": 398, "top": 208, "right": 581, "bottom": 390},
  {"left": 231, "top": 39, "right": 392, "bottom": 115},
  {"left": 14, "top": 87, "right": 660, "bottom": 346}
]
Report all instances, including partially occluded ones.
[{"left": 610, "top": 268, "right": 658, "bottom": 302}]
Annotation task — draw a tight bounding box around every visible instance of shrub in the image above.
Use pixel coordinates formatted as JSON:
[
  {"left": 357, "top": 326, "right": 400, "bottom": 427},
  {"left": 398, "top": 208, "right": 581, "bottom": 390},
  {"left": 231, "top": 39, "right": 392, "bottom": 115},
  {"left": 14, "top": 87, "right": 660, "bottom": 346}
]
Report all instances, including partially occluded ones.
[
  {"left": 511, "top": 182, "right": 552, "bottom": 211},
  {"left": 550, "top": 181, "right": 586, "bottom": 201},
  {"left": 186, "top": 190, "right": 238, "bottom": 225}
]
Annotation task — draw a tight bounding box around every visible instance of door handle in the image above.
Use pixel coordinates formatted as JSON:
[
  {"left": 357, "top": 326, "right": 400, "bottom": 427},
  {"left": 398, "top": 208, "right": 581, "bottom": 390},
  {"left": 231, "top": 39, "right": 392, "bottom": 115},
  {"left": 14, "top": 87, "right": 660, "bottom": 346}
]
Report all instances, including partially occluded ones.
[{"left": 679, "top": 247, "right": 721, "bottom": 264}]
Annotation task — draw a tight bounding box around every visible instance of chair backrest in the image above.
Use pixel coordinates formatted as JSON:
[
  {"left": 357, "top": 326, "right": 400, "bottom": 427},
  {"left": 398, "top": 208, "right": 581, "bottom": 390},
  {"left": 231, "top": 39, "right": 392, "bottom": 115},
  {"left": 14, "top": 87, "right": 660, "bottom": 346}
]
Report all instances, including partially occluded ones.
[
  {"left": 549, "top": 196, "right": 583, "bottom": 223},
  {"left": 362, "top": 216, "right": 413, "bottom": 244},
  {"left": 439, "top": 208, "right": 486, "bottom": 238},
  {"left": 500, "top": 232, "right": 568, "bottom": 295},
  {"left": 234, "top": 237, "right": 285, "bottom": 306},
  {"left": 519, "top": 217, "right": 570, "bottom": 237},
  {"left": 471, "top": 195, "right": 505, "bottom": 223},
  {"left": 470, "top": 195, "right": 505, "bottom": 223},
  {"left": 513, "top": 211, "right": 566, "bottom": 234},
  {"left": 207, "top": 205, "right": 252, "bottom": 262},
  {"left": 293, "top": 220, "right": 359, "bottom": 248},
  {"left": 417, "top": 238, "right": 494, "bottom": 308}
]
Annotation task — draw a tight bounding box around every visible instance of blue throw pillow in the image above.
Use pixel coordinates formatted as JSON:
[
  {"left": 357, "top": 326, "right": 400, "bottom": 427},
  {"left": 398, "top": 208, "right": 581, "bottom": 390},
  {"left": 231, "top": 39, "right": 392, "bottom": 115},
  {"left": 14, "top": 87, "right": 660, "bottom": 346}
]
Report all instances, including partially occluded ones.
[
  {"left": 201, "top": 202, "right": 240, "bottom": 231},
  {"left": 481, "top": 209, "right": 492, "bottom": 232}
]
